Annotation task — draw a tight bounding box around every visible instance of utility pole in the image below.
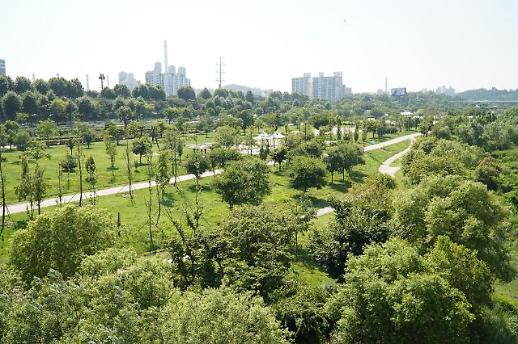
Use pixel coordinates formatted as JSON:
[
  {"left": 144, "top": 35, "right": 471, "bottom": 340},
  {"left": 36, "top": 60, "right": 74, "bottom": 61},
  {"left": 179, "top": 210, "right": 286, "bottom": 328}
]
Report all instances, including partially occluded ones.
[{"left": 216, "top": 56, "right": 225, "bottom": 89}]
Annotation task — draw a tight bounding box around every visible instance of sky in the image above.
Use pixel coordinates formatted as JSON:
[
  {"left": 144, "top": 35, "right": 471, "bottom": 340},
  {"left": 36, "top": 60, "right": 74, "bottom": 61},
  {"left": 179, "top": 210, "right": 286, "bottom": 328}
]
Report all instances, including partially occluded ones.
[{"left": 1, "top": 0, "right": 518, "bottom": 93}]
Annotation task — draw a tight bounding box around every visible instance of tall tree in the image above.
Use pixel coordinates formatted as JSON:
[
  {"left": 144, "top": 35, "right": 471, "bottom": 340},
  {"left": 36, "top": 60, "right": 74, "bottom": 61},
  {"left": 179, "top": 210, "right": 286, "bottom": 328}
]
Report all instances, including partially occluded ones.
[
  {"left": 289, "top": 156, "right": 326, "bottom": 192},
  {"left": 214, "top": 158, "right": 271, "bottom": 209}
]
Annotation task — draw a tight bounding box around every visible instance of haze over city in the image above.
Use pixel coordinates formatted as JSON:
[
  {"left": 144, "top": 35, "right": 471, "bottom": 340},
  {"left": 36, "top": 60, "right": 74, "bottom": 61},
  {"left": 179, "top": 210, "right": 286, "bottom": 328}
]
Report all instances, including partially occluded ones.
[{"left": 2, "top": 0, "right": 518, "bottom": 92}]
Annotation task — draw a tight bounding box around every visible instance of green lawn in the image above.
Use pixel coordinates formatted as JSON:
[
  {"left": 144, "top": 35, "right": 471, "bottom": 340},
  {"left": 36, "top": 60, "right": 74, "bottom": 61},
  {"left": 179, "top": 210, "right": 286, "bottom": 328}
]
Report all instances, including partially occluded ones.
[{"left": 0, "top": 142, "right": 410, "bottom": 266}]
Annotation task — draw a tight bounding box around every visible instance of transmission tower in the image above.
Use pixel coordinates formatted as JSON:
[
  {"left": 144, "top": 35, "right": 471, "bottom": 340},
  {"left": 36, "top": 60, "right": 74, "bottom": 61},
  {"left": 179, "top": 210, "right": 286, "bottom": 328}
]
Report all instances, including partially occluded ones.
[{"left": 216, "top": 56, "right": 225, "bottom": 89}]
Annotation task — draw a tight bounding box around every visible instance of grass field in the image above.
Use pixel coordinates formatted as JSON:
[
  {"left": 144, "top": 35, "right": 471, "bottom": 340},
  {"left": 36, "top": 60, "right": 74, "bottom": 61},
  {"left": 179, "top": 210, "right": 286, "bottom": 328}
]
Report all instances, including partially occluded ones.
[
  {"left": 0, "top": 140, "right": 411, "bottom": 266},
  {"left": 1, "top": 129, "right": 416, "bottom": 205}
]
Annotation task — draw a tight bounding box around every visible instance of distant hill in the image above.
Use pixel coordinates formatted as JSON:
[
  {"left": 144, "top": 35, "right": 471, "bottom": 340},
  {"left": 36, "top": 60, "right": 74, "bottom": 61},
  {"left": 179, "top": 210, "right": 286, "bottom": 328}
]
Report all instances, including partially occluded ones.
[{"left": 458, "top": 88, "right": 518, "bottom": 102}]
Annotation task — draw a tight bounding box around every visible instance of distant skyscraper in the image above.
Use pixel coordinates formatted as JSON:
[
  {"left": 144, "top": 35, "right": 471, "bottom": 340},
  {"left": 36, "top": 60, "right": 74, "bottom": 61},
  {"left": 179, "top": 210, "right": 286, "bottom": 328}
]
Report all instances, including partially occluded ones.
[
  {"left": 0, "top": 59, "right": 5, "bottom": 76},
  {"left": 292, "top": 73, "right": 312, "bottom": 97},
  {"left": 145, "top": 43, "right": 191, "bottom": 97},
  {"left": 312, "top": 72, "right": 346, "bottom": 101},
  {"left": 292, "top": 72, "right": 348, "bottom": 101},
  {"left": 118, "top": 71, "right": 138, "bottom": 91}
]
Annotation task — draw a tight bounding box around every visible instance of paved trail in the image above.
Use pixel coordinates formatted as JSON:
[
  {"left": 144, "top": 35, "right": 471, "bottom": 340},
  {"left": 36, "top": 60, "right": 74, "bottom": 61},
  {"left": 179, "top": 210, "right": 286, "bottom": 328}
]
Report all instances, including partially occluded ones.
[
  {"left": 6, "top": 132, "right": 421, "bottom": 215},
  {"left": 315, "top": 133, "right": 421, "bottom": 218}
]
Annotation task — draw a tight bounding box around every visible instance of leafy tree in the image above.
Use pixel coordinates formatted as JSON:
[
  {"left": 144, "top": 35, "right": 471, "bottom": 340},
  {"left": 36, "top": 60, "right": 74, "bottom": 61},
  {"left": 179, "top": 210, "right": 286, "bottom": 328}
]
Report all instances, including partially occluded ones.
[
  {"left": 326, "top": 238, "right": 475, "bottom": 344},
  {"left": 0, "top": 75, "right": 13, "bottom": 97},
  {"left": 155, "top": 149, "right": 171, "bottom": 197},
  {"left": 1, "top": 91, "right": 22, "bottom": 120},
  {"left": 36, "top": 119, "right": 58, "bottom": 145},
  {"left": 117, "top": 105, "right": 134, "bottom": 128},
  {"left": 177, "top": 86, "right": 196, "bottom": 102},
  {"left": 74, "top": 122, "right": 96, "bottom": 148},
  {"left": 273, "top": 285, "right": 331, "bottom": 344},
  {"left": 32, "top": 163, "right": 46, "bottom": 214},
  {"left": 10, "top": 205, "right": 116, "bottom": 283},
  {"left": 13, "top": 129, "right": 31, "bottom": 151},
  {"left": 207, "top": 147, "right": 241, "bottom": 172},
  {"left": 474, "top": 156, "right": 502, "bottom": 191},
  {"left": 159, "top": 288, "right": 289, "bottom": 343},
  {"left": 309, "top": 198, "right": 392, "bottom": 279},
  {"left": 15, "top": 155, "right": 32, "bottom": 210},
  {"left": 13, "top": 76, "right": 32, "bottom": 94},
  {"left": 392, "top": 174, "right": 514, "bottom": 281},
  {"left": 113, "top": 84, "right": 131, "bottom": 98},
  {"left": 271, "top": 146, "right": 288, "bottom": 171},
  {"left": 289, "top": 156, "right": 326, "bottom": 192},
  {"left": 214, "top": 158, "right": 271, "bottom": 209},
  {"left": 61, "top": 154, "right": 77, "bottom": 172},
  {"left": 221, "top": 205, "right": 295, "bottom": 298},
  {"left": 132, "top": 136, "right": 152, "bottom": 165},
  {"left": 49, "top": 97, "right": 68, "bottom": 122},
  {"left": 85, "top": 156, "right": 97, "bottom": 204},
  {"left": 21, "top": 91, "right": 39, "bottom": 115},
  {"left": 199, "top": 87, "right": 212, "bottom": 99},
  {"left": 185, "top": 152, "right": 210, "bottom": 179},
  {"left": 215, "top": 125, "right": 239, "bottom": 149},
  {"left": 104, "top": 137, "right": 117, "bottom": 171}
]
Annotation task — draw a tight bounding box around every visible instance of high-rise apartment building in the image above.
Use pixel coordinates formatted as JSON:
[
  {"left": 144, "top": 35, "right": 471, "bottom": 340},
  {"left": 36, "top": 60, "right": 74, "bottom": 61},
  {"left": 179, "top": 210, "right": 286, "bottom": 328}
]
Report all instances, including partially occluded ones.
[
  {"left": 292, "top": 73, "right": 312, "bottom": 97},
  {"left": 144, "top": 42, "right": 191, "bottom": 97},
  {"left": 118, "top": 71, "right": 138, "bottom": 91},
  {"left": 291, "top": 72, "right": 347, "bottom": 101},
  {"left": 0, "top": 59, "right": 5, "bottom": 76}
]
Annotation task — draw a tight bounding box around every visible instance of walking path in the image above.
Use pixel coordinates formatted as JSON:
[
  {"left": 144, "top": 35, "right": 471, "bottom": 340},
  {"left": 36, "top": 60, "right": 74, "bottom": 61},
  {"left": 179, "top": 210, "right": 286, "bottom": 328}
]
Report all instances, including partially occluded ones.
[
  {"left": 6, "top": 132, "right": 422, "bottom": 215},
  {"left": 315, "top": 133, "right": 421, "bottom": 218}
]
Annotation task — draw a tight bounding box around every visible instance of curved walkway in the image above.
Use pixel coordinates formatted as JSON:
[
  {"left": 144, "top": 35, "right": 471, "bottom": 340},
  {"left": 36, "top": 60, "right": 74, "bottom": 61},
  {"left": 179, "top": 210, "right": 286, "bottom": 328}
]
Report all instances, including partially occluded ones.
[{"left": 6, "top": 132, "right": 421, "bottom": 216}]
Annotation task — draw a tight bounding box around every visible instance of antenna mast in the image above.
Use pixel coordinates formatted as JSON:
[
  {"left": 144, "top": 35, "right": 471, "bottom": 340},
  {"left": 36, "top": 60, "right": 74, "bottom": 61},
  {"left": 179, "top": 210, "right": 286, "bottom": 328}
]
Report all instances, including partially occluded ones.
[{"left": 216, "top": 56, "right": 225, "bottom": 89}]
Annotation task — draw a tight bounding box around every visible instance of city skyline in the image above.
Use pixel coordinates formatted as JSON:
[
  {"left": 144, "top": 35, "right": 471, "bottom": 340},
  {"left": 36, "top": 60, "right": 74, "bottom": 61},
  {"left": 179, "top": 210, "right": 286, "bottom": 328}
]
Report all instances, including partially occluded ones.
[{"left": 1, "top": 0, "right": 518, "bottom": 93}]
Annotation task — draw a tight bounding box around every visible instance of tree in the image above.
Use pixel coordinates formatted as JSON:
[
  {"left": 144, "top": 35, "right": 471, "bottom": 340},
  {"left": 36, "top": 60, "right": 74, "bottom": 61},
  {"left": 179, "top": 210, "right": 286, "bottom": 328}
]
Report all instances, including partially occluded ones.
[
  {"left": 214, "top": 158, "right": 271, "bottom": 209},
  {"left": 324, "top": 146, "right": 342, "bottom": 183},
  {"left": 49, "top": 98, "right": 68, "bottom": 122},
  {"left": 132, "top": 136, "right": 152, "bottom": 165},
  {"left": 74, "top": 122, "right": 96, "bottom": 148},
  {"left": 1, "top": 91, "right": 21, "bottom": 121},
  {"left": 0, "top": 125, "right": 7, "bottom": 235},
  {"left": 21, "top": 91, "right": 39, "bottom": 115},
  {"left": 326, "top": 238, "right": 475, "bottom": 344},
  {"left": 271, "top": 146, "right": 288, "bottom": 171},
  {"left": 85, "top": 156, "right": 97, "bottom": 204},
  {"left": 215, "top": 125, "right": 239, "bottom": 149},
  {"left": 15, "top": 154, "right": 33, "bottom": 214},
  {"left": 13, "top": 129, "right": 31, "bottom": 151},
  {"left": 32, "top": 163, "right": 46, "bottom": 214},
  {"left": 199, "top": 87, "right": 212, "bottom": 99},
  {"left": 113, "top": 84, "right": 131, "bottom": 98},
  {"left": 289, "top": 156, "right": 326, "bottom": 192},
  {"left": 156, "top": 149, "right": 171, "bottom": 197},
  {"left": 159, "top": 288, "right": 289, "bottom": 344},
  {"left": 10, "top": 205, "right": 116, "bottom": 283},
  {"left": 13, "top": 76, "right": 32, "bottom": 94},
  {"left": 177, "top": 86, "right": 196, "bottom": 102},
  {"left": 185, "top": 152, "right": 210, "bottom": 179},
  {"left": 207, "top": 147, "right": 241, "bottom": 172},
  {"left": 104, "top": 137, "right": 117, "bottom": 170},
  {"left": 392, "top": 174, "right": 514, "bottom": 281},
  {"left": 309, "top": 198, "right": 392, "bottom": 279},
  {"left": 36, "top": 119, "right": 58, "bottom": 145},
  {"left": 117, "top": 105, "right": 134, "bottom": 128}
]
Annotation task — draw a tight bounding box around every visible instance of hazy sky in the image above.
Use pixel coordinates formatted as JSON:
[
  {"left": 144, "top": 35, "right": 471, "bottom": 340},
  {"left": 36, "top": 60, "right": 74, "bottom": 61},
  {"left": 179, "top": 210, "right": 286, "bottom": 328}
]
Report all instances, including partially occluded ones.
[{"left": 1, "top": 0, "right": 517, "bottom": 93}]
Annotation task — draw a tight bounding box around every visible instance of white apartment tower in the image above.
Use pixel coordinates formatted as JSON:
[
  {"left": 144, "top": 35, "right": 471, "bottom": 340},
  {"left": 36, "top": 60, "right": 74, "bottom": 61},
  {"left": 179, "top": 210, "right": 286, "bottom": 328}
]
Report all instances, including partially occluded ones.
[
  {"left": 0, "top": 59, "right": 5, "bottom": 76},
  {"left": 144, "top": 42, "right": 191, "bottom": 96},
  {"left": 291, "top": 72, "right": 347, "bottom": 101}
]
